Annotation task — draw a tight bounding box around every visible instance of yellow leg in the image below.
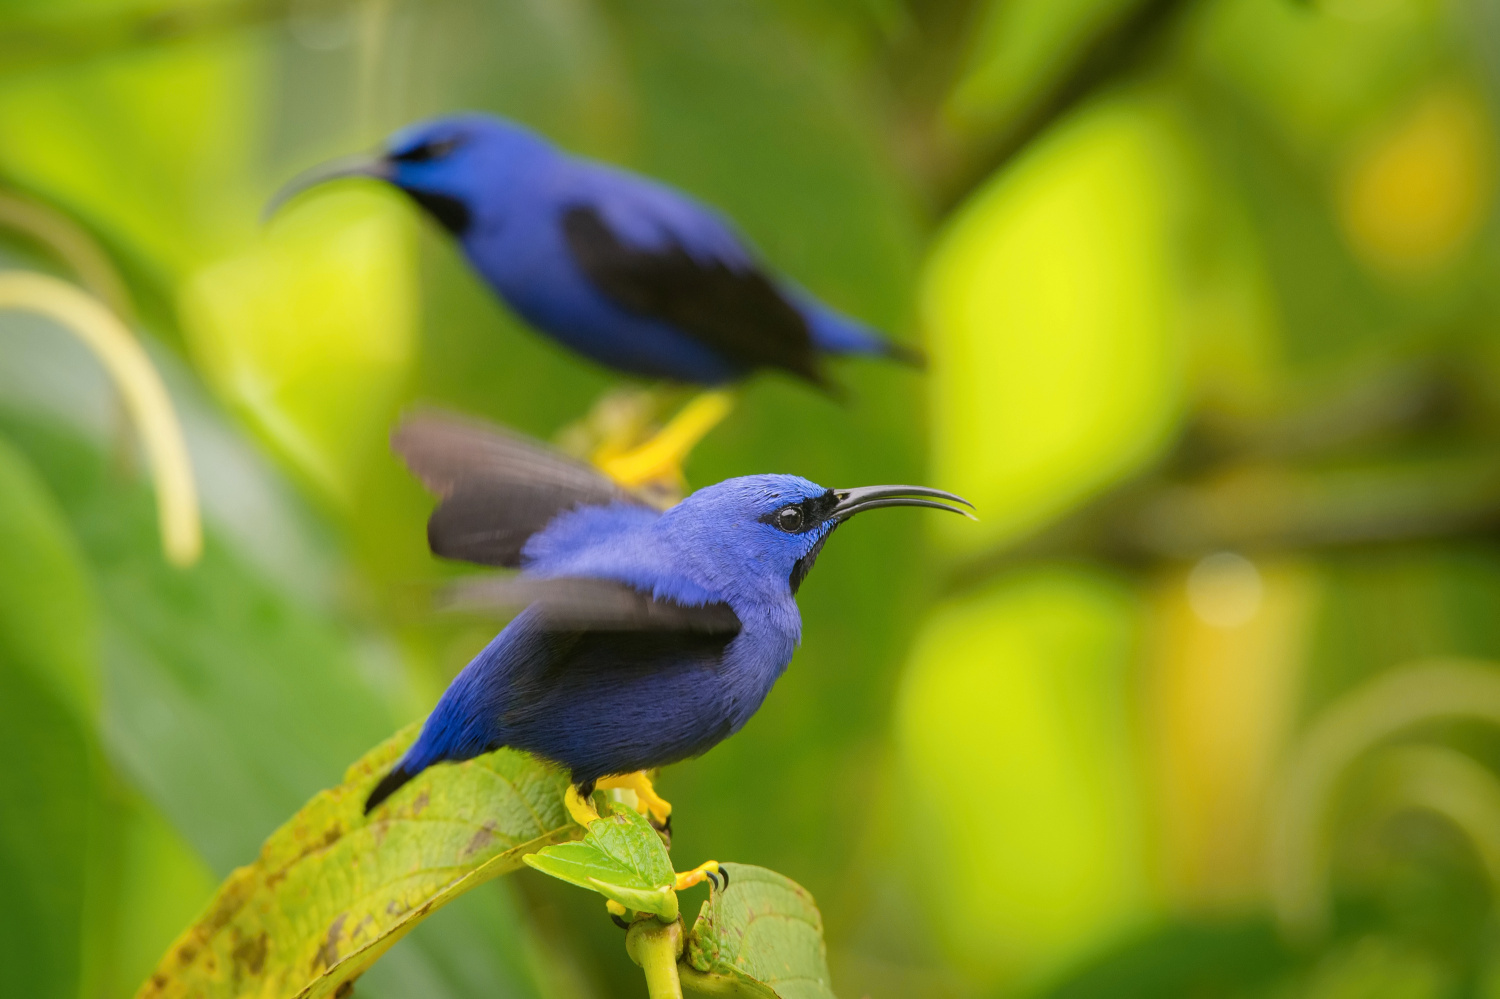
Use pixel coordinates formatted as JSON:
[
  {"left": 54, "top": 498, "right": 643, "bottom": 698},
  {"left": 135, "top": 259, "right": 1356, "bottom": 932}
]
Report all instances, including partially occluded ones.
[
  {"left": 595, "top": 390, "right": 735, "bottom": 491},
  {"left": 673, "top": 860, "right": 722, "bottom": 892},
  {"left": 597, "top": 771, "right": 673, "bottom": 828},
  {"left": 565, "top": 784, "right": 600, "bottom": 828}
]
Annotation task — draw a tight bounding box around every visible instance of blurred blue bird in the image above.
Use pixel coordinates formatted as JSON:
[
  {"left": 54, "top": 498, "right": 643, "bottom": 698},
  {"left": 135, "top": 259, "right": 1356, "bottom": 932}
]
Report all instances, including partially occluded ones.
[
  {"left": 363, "top": 412, "right": 971, "bottom": 823},
  {"left": 269, "top": 113, "right": 922, "bottom": 387}
]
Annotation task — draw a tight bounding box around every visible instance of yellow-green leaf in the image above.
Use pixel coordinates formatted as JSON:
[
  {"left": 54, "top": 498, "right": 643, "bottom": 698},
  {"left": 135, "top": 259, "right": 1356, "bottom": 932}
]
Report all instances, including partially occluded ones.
[
  {"left": 178, "top": 187, "right": 419, "bottom": 504},
  {"left": 681, "top": 864, "right": 834, "bottom": 999},
  {"left": 893, "top": 567, "right": 1152, "bottom": 985},
  {"left": 524, "top": 804, "right": 679, "bottom": 921},
  {"left": 922, "top": 97, "right": 1189, "bottom": 551},
  {"left": 136, "top": 724, "right": 577, "bottom": 999}
]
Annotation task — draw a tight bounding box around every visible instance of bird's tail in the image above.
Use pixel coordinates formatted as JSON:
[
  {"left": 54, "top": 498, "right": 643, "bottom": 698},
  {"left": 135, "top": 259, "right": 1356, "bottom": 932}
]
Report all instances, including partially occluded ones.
[
  {"left": 800, "top": 297, "right": 926, "bottom": 368},
  {"left": 365, "top": 763, "right": 418, "bottom": 814}
]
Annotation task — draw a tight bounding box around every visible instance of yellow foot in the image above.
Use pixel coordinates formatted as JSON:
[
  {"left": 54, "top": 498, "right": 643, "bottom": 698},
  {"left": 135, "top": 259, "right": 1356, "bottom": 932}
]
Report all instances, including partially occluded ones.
[
  {"left": 564, "top": 784, "right": 600, "bottom": 828},
  {"left": 597, "top": 771, "right": 673, "bottom": 829},
  {"left": 673, "top": 860, "right": 723, "bottom": 892},
  {"left": 594, "top": 390, "right": 735, "bottom": 494}
]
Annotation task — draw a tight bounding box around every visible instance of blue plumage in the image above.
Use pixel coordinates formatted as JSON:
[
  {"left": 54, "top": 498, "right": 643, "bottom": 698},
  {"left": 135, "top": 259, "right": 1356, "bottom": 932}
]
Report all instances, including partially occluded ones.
[
  {"left": 272, "top": 113, "right": 922, "bottom": 386},
  {"left": 364, "top": 414, "right": 970, "bottom": 812}
]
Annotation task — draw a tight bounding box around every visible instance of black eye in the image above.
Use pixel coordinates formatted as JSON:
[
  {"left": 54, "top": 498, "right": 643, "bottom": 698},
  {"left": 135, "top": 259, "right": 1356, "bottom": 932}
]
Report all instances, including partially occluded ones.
[
  {"left": 774, "top": 506, "right": 804, "bottom": 532},
  {"left": 392, "top": 137, "right": 461, "bottom": 163}
]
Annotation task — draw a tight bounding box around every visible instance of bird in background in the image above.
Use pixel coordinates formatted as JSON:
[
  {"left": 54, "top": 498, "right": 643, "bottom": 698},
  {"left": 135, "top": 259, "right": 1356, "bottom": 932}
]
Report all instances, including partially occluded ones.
[
  {"left": 364, "top": 411, "right": 971, "bottom": 850},
  {"left": 267, "top": 113, "right": 924, "bottom": 491}
]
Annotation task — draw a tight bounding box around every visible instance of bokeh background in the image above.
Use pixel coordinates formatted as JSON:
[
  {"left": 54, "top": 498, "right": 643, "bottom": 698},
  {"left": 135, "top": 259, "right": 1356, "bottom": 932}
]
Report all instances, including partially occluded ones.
[{"left": 4, "top": 0, "right": 1500, "bottom": 996}]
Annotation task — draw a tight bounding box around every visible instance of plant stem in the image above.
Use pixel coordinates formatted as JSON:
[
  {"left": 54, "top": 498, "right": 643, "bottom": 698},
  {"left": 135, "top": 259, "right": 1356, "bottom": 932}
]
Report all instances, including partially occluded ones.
[{"left": 626, "top": 918, "right": 684, "bottom": 999}]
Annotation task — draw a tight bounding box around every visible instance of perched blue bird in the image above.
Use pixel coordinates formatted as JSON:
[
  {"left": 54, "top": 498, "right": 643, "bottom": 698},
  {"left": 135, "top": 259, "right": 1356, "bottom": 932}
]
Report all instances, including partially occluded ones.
[
  {"left": 269, "top": 113, "right": 922, "bottom": 387},
  {"left": 363, "top": 412, "right": 970, "bottom": 818}
]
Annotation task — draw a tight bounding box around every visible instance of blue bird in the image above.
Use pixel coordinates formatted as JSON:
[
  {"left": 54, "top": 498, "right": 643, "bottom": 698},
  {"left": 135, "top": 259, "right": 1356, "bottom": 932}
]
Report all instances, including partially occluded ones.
[
  {"left": 363, "top": 412, "right": 971, "bottom": 824},
  {"left": 269, "top": 113, "right": 922, "bottom": 388}
]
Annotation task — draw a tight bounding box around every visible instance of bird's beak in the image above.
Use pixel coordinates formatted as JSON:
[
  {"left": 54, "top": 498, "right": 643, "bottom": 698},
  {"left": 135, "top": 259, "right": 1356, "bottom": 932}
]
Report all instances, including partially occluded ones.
[
  {"left": 263, "top": 152, "right": 393, "bottom": 221},
  {"left": 830, "top": 485, "right": 976, "bottom": 521}
]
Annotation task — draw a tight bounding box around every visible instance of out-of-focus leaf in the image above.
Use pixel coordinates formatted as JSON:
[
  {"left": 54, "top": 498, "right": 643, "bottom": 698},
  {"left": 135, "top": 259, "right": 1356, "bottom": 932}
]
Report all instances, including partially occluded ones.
[
  {"left": 923, "top": 97, "right": 1189, "bottom": 550},
  {"left": 137, "top": 724, "right": 577, "bottom": 999},
  {"left": 0, "top": 431, "right": 95, "bottom": 717},
  {"left": 179, "top": 187, "right": 419, "bottom": 503},
  {"left": 1301, "top": 937, "right": 1448, "bottom": 999},
  {"left": 0, "top": 441, "right": 109, "bottom": 999},
  {"left": 1335, "top": 83, "right": 1495, "bottom": 281},
  {"left": 0, "top": 36, "right": 262, "bottom": 281},
  {"left": 893, "top": 567, "right": 1151, "bottom": 985},
  {"left": 946, "top": 0, "right": 1149, "bottom": 135},
  {"left": 0, "top": 405, "right": 565, "bottom": 999},
  {"left": 682, "top": 863, "right": 835, "bottom": 999},
  {"left": 1191, "top": 0, "right": 1445, "bottom": 159},
  {"left": 525, "top": 804, "right": 678, "bottom": 920},
  {"left": 1041, "top": 918, "right": 1294, "bottom": 999},
  {"left": 109, "top": 794, "right": 219, "bottom": 999},
  {"left": 0, "top": 655, "right": 106, "bottom": 999}
]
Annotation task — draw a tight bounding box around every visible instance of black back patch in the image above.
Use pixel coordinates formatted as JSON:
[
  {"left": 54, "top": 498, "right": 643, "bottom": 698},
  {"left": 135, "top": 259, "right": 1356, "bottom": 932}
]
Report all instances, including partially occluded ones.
[{"left": 560, "top": 204, "right": 825, "bottom": 385}]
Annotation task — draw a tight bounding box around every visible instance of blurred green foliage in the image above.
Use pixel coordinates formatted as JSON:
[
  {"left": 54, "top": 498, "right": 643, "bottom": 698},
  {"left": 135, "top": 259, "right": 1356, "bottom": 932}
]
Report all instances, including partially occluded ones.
[{"left": 2, "top": 0, "right": 1500, "bottom": 996}]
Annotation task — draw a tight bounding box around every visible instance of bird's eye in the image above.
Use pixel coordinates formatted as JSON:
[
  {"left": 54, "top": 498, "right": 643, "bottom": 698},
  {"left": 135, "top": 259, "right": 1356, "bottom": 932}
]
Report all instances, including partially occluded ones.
[
  {"left": 774, "top": 506, "right": 804, "bottom": 532},
  {"left": 392, "top": 137, "right": 462, "bottom": 163}
]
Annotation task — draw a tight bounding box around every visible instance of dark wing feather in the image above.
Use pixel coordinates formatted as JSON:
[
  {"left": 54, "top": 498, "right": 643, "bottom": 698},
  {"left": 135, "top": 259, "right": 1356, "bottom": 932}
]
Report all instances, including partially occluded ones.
[
  {"left": 561, "top": 204, "right": 826, "bottom": 385},
  {"left": 442, "top": 575, "right": 742, "bottom": 635},
  {"left": 393, "top": 410, "right": 643, "bottom": 567}
]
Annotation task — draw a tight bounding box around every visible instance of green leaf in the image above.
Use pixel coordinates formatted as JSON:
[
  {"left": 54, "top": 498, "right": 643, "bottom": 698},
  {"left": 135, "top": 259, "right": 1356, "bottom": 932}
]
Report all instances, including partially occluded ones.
[
  {"left": 0, "top": 439, "right": 110, "bottom": 999},
  {"left": 178, "top": 187, "right": 421, "bottom": 504},
  {"left": 135, "top": 724, "right": 578, "bottom": 999},
  {"left": 0, "top": 432, "right": 95, "bottom": 719},
  {"left": 922, "top": 97, "right": 1190, "bottom": 552},
  {"left": 947, "top": 0, "right": 1150, "bottom": 135},
  {"left": 893, "top": 567, "right": 1151, "bottom": 984},
  {"left": 681, "top": 864, "right": 834, "bottom": 999},
  {"left": 0, "top": 653, "right": 108, "bottom": 999},
  {"left": 524, "top": 804, "right": 679, "bottom": 921}
]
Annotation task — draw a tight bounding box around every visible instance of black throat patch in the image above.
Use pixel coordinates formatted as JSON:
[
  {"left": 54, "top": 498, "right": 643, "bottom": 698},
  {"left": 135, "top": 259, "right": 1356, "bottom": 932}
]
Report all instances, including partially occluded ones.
[
  {"left": 403, "top": 188, "right": 472, "bottom": 236},
  {"left": 790, "top": 522, "right": 838, "bottom": 595}
]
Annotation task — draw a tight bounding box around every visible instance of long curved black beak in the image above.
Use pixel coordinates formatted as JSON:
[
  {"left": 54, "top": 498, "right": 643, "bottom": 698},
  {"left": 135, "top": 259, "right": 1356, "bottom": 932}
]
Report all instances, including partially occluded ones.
[
  {"left": 830, "top": 485, "right": 975, "bottom": 521},
  {"left": 263, "top": 152, "right": 392, "bottom": 221}
]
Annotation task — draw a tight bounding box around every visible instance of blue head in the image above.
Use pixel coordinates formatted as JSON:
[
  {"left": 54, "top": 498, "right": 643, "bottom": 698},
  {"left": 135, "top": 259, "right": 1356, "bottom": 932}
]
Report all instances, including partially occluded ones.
[
  {"left": 267, "top": 113, "right": 558, "bottom": 237},
  {"left": 661, "top": 474, "right": 972, "bottom": 603}
]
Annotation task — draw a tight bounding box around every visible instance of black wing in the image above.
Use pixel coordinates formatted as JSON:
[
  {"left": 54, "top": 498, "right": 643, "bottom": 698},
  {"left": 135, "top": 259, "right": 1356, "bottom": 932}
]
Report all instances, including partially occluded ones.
[
  {"left": 393, "top": 410, "right": 645, "bottom": 567},
  {"left": 560, "top": 204, "right": 826, "bottom": 385},
  {"left": 442, "top": 575, "right": 742, "bottom": 635}
]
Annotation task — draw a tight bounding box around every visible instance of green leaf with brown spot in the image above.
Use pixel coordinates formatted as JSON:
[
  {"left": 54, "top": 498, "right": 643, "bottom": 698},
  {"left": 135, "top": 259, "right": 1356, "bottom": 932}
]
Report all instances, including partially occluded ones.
[
  {"left": 682, "top": 864, "right": 836, "bottom": 999},
  {"left": 134, "top": 723, "right": 579, "bottom": 999},
  {"left": 523, "top": 804, "right": 678, "bottom": 920}
]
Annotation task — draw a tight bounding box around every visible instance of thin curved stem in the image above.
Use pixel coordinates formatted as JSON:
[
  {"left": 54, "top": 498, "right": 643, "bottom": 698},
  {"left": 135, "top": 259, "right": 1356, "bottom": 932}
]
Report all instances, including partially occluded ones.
[
  {"left": 0, "top": 191, "right": 135, "bottom": 324},
  {"left": 1364, "top": 744, "right": 1500, "bottom": 896},
  {"left": 0, "top": 271, "right": 201, "bottom": 566},
  {"left": 1268, "top": 659, "right": 1500, "bottom": 939}
]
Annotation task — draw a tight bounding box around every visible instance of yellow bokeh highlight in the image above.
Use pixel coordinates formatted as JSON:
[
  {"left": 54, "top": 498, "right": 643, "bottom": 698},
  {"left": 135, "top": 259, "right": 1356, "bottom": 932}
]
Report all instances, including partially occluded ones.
[
  {"left": 1338, "top": 85, "right": 1495, "bottom": 280},
  {"left": 1143, "top": 557, "right": 1320, "bottom": 911},
  {"left": 923, "top": 99, "right": 1187, "bottom": 551},
  {"left": 179, "top": 187, "right": 419, "bottom": 504},
  {"left": 894, "top": 568, "right": 1152, "bottom": 986}
]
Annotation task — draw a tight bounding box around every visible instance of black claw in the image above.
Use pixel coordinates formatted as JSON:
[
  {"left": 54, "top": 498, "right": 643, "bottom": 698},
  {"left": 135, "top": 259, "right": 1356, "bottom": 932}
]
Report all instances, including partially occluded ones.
[
  {"left": 611, "top": 914, "right": 630, "bottom": 931},
  {"left": 720, "top": 866, "right": 730, "bottom": 890},
  {"left": 650, "top": 813, "right": 672, "bottom": 849},
  {"left": 706, "top": 870, "right": 721, "bottom": 891}
]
